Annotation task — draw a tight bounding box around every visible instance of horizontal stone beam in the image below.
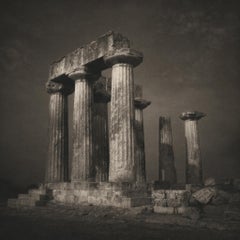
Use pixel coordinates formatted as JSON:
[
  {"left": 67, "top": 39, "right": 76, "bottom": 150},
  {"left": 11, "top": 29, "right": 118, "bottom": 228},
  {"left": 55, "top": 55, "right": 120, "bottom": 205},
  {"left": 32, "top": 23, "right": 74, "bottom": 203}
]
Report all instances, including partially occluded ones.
[{"left": 49, "top": 31, "right": 130, "bottom": 81}]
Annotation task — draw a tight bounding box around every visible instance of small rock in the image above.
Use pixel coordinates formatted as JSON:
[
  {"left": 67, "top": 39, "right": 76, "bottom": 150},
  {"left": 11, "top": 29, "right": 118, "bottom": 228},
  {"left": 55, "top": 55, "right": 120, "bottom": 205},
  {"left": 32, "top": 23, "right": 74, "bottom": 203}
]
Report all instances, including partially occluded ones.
[{"left": 204, "top": 178, "right": 216, "bottom": 187}]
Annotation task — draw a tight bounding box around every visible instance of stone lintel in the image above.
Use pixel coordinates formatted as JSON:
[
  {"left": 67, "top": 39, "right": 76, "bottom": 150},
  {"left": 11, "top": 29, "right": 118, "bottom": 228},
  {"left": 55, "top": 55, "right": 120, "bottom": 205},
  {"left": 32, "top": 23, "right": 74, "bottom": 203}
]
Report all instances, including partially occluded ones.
[
  {"left": 104, "top": 48, "right": 143, "bottom": 67},
  {"left": 46, "top": 80, "right": 74, "bottom": 95},
  {"left": 134, "top": 98, "right": 151, "bottom": 110},
  {"left": 179, "top": 111, "right": 206, "bottom": 121},
  {"left": 49, "top": 31, "right": 130, "bottom": 80}
]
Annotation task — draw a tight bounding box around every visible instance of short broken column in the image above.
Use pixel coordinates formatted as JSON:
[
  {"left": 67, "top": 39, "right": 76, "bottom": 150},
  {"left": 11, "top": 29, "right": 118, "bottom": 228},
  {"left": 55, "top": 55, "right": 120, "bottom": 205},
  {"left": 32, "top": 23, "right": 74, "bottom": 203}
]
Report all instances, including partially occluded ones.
[
  {"left": 92, "top": 77, "right": 111, "bottom": 182},
  {"left": 69, "top": 66, "right": 99, "bottom": 182},
  {"left": 134, "top": 85, "right": 151, "bottom": 183},
  {"left": 104, "top": 48, "right": 143, "bottom": 182},
  {"left": 159, "top": 116, "right": 177, "bottom": 184},
  {"left": 45, "top": 80, "right": 73, "bottom": 183},
  {"left": 179, "top": 111, "right": 205, "bottom": 185}
]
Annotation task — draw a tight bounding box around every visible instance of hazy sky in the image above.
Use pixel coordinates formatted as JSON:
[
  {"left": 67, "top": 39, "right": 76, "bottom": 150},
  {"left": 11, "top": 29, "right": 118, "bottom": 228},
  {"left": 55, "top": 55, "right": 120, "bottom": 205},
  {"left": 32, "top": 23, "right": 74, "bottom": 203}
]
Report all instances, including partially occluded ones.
[{"left": 0, "top": 0, "right": 239, "bottom": 187}]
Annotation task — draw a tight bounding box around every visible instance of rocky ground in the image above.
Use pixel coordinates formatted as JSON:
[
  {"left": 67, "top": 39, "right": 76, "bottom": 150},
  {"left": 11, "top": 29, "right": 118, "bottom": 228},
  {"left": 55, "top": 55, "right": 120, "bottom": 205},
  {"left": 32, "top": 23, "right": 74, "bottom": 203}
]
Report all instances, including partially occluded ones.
[{"left": 0, "top": 202, "right": 240, "bottom": 240}]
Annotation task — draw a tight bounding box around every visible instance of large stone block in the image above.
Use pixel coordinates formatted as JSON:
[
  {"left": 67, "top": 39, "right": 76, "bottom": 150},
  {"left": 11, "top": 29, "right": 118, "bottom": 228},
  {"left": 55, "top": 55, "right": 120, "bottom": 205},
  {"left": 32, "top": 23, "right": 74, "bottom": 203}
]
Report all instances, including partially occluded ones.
[{"left": 49, "top": 31, "right": 130, "bottom": 81}]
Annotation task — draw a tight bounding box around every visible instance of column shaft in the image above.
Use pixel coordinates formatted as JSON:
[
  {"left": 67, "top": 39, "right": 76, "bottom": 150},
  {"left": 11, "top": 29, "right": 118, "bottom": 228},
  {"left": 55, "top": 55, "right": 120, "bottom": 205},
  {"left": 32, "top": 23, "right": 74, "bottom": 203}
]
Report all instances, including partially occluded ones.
[
  {"left": 93, "top": 102, "right": 109, "bottom": 182},
  {"left": 185, "top": 120, "right": 202, "bottom": 184},
  {"left": 72, "top": 79, "right": 93, "bottom": 181},
  {"left": 46, "top": 92, "right": 68, "bottom": 182},
  {"left": 109, "top": 63, "right": 135, "bottom": 182},
  {"left": 135, "top": 108, "right": 146, "bottom": 183},
  {"left": 159, "top": 116, "right": 177, "bottom": 184}
]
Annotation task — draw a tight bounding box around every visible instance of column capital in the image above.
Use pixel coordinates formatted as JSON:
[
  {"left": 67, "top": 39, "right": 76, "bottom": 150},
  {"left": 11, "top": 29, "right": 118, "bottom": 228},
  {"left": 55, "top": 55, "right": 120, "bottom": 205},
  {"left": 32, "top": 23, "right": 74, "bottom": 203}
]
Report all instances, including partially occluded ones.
[
  {"left": 46, "top": 81, "right": 74, "bottom": 95},
  {"left": 68, "top": 66, "right": 100, "bottom": 82},
  {"left": 104, "top": 48, "right": 143, "bottom": 67},
  {"left": 134, "top": 98, "right": 151, "bottom": 110},
  {"left": 179, "top": 111, "right": 206, "bottom": 121}
]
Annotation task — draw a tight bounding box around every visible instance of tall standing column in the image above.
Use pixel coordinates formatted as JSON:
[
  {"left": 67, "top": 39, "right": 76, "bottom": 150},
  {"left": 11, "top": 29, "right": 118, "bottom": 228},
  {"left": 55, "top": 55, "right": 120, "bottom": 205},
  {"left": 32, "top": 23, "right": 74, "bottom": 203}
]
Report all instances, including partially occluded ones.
[
  {"left": 179, "top": 111, "right": 205, "bottom": 185},
  {"left": 92, "top": 77, "right": 111, "bottom": 182},
  {"left": 159, "top": 116, "right": 177, "bottom": 184},
  {"left": 45, "top": 81, "right": 73, "bottom": 183},
  {"left": 69, "top": 66, "right": 99, "bottom": 182},
  {"left": 134, "top": 85, "right": 151, "bottom": 183},
  {"left": 104, "top": 48, "right": 143, "bottom": 182}
]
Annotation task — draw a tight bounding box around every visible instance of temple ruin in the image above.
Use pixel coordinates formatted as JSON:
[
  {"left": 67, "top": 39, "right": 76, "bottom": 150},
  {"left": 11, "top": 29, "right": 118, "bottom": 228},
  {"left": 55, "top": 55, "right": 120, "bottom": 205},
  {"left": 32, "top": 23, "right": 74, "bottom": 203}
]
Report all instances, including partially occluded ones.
[{"left": 8, "top": 32, "right": 207, "bottom": 211}]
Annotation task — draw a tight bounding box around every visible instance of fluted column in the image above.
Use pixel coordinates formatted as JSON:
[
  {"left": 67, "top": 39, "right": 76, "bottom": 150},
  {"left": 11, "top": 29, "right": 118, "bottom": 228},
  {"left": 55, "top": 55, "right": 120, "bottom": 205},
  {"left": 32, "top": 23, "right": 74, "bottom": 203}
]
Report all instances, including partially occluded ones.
[
  {"left": 45, "top": 81, "right": 73, "bottom": 183},
  {"left": 159, "top": 116, "right": 177, "bottom": 184},
  {"left": 180, "top": 111, "right": 205, "bottom": 185},
  {"left": 104, "top": 48, "right": 143, "bottom": 182},
  {"left": 92, "top": 77, "right": 111, "bottom": 182},
  {"left": 69, "top": 66, "right": 99, "bottom": 182},
  {"left": 134, "top": 85, "right": 151, "bottom": 183}
]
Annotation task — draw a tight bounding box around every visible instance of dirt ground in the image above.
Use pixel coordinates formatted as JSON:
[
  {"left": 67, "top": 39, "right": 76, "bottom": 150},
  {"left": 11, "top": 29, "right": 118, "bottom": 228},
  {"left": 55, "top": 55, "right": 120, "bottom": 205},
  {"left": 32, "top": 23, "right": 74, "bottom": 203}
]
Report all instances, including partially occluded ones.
[{"left": 0, "top": 203, "right": 239, "bottom": 240}]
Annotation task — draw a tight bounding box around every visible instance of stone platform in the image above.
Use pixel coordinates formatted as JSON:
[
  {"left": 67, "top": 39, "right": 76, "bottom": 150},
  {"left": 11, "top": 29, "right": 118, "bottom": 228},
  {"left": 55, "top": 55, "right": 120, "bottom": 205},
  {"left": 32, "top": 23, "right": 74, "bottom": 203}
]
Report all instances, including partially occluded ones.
[
  {"left": 45, "top": 182, "right": 152, "bottom": 208},
  {"left": 7, "top": 188, "right": 52, "bottom": 208}
]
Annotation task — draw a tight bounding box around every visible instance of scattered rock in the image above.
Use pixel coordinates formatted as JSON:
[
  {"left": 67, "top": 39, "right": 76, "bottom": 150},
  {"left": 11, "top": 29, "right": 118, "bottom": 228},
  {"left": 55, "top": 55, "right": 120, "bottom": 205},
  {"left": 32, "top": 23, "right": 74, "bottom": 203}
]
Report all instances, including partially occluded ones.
[{"left": 192, "top": 187, "right": 216, "bottom": 204}]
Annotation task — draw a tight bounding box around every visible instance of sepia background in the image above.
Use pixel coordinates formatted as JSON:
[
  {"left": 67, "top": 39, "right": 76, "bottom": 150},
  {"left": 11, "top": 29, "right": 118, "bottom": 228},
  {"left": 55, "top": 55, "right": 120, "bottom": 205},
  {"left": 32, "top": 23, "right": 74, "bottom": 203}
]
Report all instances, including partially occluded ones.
[{"left": 0, "top": 0, "right": 239, "bottom": 188}]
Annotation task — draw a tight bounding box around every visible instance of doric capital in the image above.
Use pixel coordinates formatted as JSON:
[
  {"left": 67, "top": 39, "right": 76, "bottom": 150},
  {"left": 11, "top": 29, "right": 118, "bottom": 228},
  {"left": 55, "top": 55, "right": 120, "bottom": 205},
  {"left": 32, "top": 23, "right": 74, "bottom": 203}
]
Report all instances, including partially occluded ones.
[
  {"left": 179, "top": 111, "right": 206, "bottom": 121},
  {"left": 46, "top": 81, "right": 74, "bottom": 95},
  {"left": 68, "top": 66, "right": 100, "bottom": 82},
  {"left": 93, "top": 76, "right": 111, "bottom": 103},
  {"left": 104, "top": 48, "right": 143, "bottom": 67},
  {"left": 134, "top": 98, "right": 151, "bottom": 110}
]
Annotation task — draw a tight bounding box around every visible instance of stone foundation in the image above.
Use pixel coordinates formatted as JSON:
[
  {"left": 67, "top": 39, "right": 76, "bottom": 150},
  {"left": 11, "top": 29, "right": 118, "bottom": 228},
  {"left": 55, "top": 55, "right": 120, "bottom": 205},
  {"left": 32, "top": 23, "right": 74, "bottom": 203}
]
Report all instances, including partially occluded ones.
[
  {"left": 45, "top": 182, "right": 152, "bottom": 208},
  {"left": 152, "top": 189, "right": 191, "bottom": 214}
]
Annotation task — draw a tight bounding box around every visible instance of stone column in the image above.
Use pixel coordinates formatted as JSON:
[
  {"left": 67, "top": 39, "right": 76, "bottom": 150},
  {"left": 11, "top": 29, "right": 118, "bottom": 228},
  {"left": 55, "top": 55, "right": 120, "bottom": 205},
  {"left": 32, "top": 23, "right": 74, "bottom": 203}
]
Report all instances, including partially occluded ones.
[
  {"left": 92, "top": 77, "right": 111, "bottom": 182},
  {"left": 134, "top": 85, "right": 151, "bottom": 183},
  {"left": 45, "top": 81, "right": 73, "bottom": 183},
  {"left": 179, "top": 111, "right": 205, "bottom": 185},
  {"left": 159, "top": 116, "right": 177, "bottom": 184},
  {"left": 69, "top": 66, "right": 99, "bottom": 182},
  {"left": 104, "top": 48, "right": 143, "bottom": 182}
]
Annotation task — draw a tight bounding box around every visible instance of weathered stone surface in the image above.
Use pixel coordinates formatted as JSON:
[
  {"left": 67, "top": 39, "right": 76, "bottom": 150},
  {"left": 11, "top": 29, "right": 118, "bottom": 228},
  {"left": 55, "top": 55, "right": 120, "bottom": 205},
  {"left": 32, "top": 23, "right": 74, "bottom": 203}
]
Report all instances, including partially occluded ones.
[
  {"left": 134, "top": 85, "right": 151, "bottom": 183},
  {"left": 70, "top": 67, "right": 97, "bottom": 182},
  {"left": 7, "top": 188, "right": 52, "bottom": 208},
  {"left": 48, "top": 182, "right": 151, "bottom": 208},
  {"left": 152, "top": 190, "right": 190, "bottom": 208},
  {"left": 92, "top": 76, "right": 110, "bottom": 182},
  {"left": 106, "top": 49, "right": 143, "bottom": 183},
  {"left": 45, "top": 81, "right": 73, "bottom": 183},
  {"left": 192, "top": 187, "right": 216, "bottom": 204},
  {"left": 49, "top": 31, "right": 130, "bottom": 80},
  {"left": 92, "top": 101, "right": 109, "bottom": 182},
  {"left": 180, "top": 111, "right": 205, "bottom": 184},
  {"left": 159, "top": 116, "right": 177, "bottom": 184}
]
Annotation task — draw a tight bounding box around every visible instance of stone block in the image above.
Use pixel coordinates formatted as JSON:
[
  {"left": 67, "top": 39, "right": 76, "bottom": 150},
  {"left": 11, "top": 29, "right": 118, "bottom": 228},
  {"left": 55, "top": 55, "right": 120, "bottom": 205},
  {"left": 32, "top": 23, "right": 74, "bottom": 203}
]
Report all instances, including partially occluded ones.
[
  {"left": 49, "top": 31, "right": 130, "bottom": 80},
  {"left": 7, "top": 199, "right": 18, "bottom": 208},
  {"left": 192, "top": 187, "right": 216, "bottom": 204}
]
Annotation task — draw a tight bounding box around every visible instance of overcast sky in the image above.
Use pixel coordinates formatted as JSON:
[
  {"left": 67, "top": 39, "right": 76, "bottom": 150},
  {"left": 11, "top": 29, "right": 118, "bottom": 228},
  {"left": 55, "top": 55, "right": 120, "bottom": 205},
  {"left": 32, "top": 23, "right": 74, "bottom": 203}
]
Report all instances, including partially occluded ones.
[{"left": 0, "top": 0, "right": 239, "bottom": 187}]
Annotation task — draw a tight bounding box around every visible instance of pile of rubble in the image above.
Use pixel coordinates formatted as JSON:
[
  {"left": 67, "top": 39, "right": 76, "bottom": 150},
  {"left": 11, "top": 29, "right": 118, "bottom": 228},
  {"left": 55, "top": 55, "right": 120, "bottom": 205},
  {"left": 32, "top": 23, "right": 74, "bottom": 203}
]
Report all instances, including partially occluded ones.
[{"left": 152, "top": 178, "right": 240, "bottom": 220}]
